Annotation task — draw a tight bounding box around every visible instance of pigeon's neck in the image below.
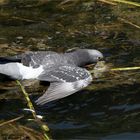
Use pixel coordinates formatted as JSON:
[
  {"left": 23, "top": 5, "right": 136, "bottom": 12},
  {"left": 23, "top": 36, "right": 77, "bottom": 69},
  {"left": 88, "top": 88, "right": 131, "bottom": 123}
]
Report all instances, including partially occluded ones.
[{"left": 63, "top": 51, "right": 91, "bottom": 67}]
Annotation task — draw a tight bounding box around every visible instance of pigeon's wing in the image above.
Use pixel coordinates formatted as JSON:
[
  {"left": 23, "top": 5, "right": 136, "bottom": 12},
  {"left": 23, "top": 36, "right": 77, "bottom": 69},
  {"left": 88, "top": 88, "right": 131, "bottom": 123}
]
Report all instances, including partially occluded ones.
[{"left": 35, "top": 65, "right": 92, "bottom": 105}]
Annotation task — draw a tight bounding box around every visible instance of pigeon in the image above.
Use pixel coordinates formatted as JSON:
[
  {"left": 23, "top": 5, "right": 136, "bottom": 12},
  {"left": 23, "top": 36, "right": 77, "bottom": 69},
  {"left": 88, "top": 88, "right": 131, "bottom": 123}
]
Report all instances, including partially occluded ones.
[{"left": 0, "top": 49, "right": 103, "bottom": 105}]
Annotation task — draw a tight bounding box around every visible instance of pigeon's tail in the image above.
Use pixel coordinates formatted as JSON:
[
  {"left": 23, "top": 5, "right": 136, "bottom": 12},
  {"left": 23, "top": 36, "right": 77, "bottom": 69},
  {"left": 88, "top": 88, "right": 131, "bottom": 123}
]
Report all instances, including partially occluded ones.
[
  {"left": 0, "top": 55, "right": 22, "bottom": 64},
  {"left": 0, "top": 63, "right": 22, "bottom": 79}
]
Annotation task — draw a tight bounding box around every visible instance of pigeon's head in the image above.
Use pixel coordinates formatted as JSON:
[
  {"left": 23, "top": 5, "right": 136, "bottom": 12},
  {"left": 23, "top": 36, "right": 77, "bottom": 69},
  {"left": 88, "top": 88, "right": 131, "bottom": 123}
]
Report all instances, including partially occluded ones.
[
  {"left": 73, "top": 49, "right": 104, "bottom": 66},
  {"left": 86, "top": 49, "right": 103, "bottom": 63}
]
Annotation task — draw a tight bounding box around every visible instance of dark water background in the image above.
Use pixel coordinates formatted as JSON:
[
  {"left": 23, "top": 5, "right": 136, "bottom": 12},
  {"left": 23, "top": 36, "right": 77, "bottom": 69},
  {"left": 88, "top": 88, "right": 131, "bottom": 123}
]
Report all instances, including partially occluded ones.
[{"left": 0, "top": 0, "right": 140, "bottom": 139}]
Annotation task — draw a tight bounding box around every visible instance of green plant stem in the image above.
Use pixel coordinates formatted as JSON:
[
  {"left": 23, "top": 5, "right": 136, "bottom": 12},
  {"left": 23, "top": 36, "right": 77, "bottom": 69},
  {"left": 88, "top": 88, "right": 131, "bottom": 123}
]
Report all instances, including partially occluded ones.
[
  {"left": 16, "top": 80, "right": 37, "bottom": 119},
  {"left": 111, "top": 66, "right": 140, "bottom": 71},
  {"left": 16, "top": 80, "right": 50, "bottom": 140}
]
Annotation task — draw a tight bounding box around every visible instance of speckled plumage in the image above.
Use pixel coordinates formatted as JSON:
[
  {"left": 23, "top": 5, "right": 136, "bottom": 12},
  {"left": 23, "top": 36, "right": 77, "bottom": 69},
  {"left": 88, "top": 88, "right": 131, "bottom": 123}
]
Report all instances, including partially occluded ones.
[{"left": 0, "top": 49, "right": 103, "bottom": 105}]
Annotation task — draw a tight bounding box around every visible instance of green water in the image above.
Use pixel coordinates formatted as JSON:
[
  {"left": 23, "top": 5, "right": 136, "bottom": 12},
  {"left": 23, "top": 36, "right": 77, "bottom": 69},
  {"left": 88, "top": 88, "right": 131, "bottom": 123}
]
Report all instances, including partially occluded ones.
[{"left": 0, "top": 0, "right": 140, "bottom": 139}]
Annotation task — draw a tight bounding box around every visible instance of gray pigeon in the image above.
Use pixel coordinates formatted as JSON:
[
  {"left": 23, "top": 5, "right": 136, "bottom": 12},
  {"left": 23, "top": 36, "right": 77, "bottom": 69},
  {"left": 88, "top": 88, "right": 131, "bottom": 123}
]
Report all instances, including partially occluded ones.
[{"left": 0, "top": 49, "right": 103, "bottom": 105}]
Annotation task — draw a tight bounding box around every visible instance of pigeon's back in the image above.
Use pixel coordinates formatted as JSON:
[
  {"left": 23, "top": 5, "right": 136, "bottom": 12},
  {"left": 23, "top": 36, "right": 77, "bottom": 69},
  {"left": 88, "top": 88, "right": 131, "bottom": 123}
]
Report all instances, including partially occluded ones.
[{"left": 21, "top": 51, "right": 61, "bottom": 68}]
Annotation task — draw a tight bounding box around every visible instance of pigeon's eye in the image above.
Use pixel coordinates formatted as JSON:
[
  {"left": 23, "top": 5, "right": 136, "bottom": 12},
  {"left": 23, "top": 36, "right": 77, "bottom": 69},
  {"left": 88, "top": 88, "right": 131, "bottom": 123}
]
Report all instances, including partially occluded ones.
[{"left": 97, "top": 56, "right": 103, "bottom": 61}]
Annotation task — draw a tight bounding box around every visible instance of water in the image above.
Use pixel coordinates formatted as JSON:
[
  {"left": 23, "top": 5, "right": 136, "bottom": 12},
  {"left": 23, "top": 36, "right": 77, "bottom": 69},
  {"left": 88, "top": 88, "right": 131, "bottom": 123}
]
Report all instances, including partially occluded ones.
[{"left": 0, "top": 0, "right": 140, "bottom": 139}]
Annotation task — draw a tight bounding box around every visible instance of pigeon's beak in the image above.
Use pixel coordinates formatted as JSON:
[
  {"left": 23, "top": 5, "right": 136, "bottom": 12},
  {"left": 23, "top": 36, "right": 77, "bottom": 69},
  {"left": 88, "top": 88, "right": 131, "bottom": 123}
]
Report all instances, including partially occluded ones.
[
  {"left": 98, "top": 57, "right": 104, "bottom": 61},
  {"left": 85, "top": 55, "right": 104, "bottom": 69}
]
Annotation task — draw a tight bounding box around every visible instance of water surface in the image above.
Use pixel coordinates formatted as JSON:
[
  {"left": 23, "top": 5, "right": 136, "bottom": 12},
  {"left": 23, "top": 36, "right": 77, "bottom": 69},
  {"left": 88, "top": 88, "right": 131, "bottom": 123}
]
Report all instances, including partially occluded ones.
[{"left": 0, "top": 0, "right": 140, "bottom": 139}]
